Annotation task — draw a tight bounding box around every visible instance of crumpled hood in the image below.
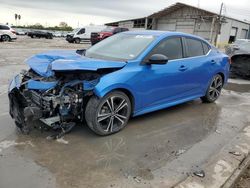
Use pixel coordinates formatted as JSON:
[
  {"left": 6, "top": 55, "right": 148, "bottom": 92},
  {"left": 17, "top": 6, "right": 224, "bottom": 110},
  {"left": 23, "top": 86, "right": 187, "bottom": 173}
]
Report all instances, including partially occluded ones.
[{"left": 25, "top": 50, "right": 126, "bottom": 77}]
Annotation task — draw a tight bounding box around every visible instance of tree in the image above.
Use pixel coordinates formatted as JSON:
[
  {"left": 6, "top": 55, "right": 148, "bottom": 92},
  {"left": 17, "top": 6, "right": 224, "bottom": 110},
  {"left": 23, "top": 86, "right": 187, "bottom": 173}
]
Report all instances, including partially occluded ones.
[
  {"left": 14, "top": 14, "right": 18, "bottom": 26},
  {"left": 59, "top": 22, "right": 68, "bottom": 27}
]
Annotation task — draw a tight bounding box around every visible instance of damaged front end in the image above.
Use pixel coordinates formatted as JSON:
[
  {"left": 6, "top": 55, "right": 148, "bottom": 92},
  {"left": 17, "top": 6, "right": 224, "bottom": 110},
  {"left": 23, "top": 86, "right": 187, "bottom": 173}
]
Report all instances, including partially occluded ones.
[{"left": 9, "top": 69, "right": 100, "bottom": 138}]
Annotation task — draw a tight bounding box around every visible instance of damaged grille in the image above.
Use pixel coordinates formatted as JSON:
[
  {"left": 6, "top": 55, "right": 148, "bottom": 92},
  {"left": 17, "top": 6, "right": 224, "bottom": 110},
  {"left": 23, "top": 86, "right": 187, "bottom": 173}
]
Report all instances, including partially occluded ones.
[{"left": 29, "top": 90, "right": 51, "bottom": 109}]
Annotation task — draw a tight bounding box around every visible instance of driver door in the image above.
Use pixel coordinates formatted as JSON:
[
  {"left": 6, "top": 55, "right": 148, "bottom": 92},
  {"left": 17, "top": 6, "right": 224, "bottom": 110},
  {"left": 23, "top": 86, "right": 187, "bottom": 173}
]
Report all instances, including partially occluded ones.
[{"left": 137, "top": 37, "right": 199, "bottom": 109}]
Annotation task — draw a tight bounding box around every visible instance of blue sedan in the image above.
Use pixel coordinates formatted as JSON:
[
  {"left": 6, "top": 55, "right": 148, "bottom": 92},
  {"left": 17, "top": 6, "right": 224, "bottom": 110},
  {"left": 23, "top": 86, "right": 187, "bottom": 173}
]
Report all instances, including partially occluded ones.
[{"left": 9, "top": 31, "right": 230, "bottom": 136}]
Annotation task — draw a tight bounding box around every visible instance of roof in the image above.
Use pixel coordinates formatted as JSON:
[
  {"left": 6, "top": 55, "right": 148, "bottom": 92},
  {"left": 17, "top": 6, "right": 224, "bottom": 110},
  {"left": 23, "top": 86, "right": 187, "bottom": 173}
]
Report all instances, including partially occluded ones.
[
  {"left": 149, "top": 2, "right": 250, "bottom": 24},
  {"left": 105, "top": 17, "right": 146, "bottom": 26},
  {"left": 148, "top": 2, "right": 216, "bottom": 18},
  {"left": 105, "top": 2, "right": 250, "bottom": 26},
  {"left": 124, "top": 30, "right": 208, "bottom": 40}
]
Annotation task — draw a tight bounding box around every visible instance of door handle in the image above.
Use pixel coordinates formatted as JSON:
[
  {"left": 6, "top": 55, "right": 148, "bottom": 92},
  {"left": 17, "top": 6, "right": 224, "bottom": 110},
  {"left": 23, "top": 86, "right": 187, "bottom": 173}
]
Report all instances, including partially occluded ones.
[
  {"left": 211, "top": 60, "right": 216, "bottom": 64},
  {"left": 179, "top": 65, "right": 188, "bottom": 71}
]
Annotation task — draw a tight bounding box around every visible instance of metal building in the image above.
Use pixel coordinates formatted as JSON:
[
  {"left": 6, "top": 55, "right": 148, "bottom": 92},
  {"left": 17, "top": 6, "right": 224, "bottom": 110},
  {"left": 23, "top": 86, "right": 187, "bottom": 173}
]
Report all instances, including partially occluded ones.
[{"left": 106, "top": 2, "right": 250, "bottom": 46}]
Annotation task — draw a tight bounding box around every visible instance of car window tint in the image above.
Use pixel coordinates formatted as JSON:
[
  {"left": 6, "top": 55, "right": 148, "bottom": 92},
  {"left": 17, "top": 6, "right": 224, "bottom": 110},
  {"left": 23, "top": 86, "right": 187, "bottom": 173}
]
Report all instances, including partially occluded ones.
[
  {"left": 186, "top": 38, "right": 204, "bottom": 57},
  {"left": 78, "top": 28, "right": 85, "bottom": 34},
  {"left": 150, "top": 37, "right": 183, "bottom": 60},
  {"left": 202, "top": 42, "right": 210, "bottom": 54},
  {"left": 0, "top": 25, "right": 9, "bottom": 30}
]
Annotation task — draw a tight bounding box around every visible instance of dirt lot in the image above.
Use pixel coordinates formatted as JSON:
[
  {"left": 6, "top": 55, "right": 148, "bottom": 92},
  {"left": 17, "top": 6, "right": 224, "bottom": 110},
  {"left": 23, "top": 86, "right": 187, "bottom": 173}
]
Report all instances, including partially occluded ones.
[
  {"left": 0, "top": 36, "right": 250, "bottom": 188},
  {"left": 234, "top": 165, "right": 250, "bottom": 188}
]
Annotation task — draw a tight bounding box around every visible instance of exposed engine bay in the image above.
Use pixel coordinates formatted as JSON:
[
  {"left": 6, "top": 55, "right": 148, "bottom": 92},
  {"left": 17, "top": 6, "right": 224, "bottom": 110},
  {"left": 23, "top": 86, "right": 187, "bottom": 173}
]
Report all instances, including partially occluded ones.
[{"left": 9, "top": 69, "right": 105, "bottom": 138}]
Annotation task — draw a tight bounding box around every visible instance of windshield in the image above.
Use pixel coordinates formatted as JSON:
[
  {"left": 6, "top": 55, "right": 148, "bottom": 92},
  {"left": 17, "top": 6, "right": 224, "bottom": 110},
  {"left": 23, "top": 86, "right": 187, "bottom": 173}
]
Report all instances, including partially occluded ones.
[
  {"left": 85, "top": 33, "right": 156, "bottom": 61},
  {"left": 72, "top": 28, "right": 80, "bottom": 33}
]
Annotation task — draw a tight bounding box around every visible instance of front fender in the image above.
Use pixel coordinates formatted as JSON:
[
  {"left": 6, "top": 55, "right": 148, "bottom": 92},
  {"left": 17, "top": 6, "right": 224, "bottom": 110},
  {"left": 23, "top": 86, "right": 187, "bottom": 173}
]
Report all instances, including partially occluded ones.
[
  {"left": 94, "top": 83, "right": 134, "bottom": 98},
  {"left": 93, "top": 67, "right": 141, "bottom": 113}
]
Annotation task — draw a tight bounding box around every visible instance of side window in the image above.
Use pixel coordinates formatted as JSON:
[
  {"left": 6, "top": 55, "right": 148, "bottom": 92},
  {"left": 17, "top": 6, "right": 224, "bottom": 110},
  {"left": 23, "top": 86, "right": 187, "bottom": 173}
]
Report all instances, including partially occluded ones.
[
  {"left": 202, "top": 42, "right": 210, "bottom": 54},
  {"left": 150, "top": 37, "right": 183, "bottom": 60},
  {"left": 77, "top": 28, "right": 85, "bottom": 35},
  {"left": 185, "top": 38, "right": 204, "bottom": 57}
]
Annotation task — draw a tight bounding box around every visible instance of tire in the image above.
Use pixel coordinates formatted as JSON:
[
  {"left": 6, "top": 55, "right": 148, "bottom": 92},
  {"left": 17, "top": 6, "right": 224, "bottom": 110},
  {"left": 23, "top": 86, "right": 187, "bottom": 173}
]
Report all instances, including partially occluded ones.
[
  {"left": 85, "top": 91, "right": 132, "bottom": 136},
  {"left": 1, "top": 35, "right": 11, "bottom": 42},
  {"left": 201, "top": 74, "right": 223, "bottom": 103},
  {"left": 74, "top": 38, "right": 80, "bottom": 44}
]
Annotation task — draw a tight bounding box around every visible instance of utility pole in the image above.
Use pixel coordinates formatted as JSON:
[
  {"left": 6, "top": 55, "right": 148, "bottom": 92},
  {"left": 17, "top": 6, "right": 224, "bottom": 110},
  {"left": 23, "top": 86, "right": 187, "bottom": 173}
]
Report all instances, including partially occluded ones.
[
  {"left": 197, "top": 0, "right": 200, "bottom": 8},
  {"left": 215, "top": 3, "right": 224, "bottom": 47}
]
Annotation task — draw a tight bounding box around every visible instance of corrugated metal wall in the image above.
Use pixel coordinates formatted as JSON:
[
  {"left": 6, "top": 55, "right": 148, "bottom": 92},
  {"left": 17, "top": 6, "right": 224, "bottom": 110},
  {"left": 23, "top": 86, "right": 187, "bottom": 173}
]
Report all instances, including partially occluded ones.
[{"left": 154, "top": 7, "right": 216, "bottom": 42}]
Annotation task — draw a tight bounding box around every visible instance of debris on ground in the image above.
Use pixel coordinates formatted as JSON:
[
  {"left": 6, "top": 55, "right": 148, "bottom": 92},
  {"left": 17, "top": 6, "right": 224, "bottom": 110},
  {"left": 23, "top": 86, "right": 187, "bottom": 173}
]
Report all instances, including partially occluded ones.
[
  {"left": 234, "top": 165, "right": 250, "bottom": 188},
  {"left": 56, "top": 137, "right": 69, "bottom": 144},
  {"left": 229, "top": 151, "right": 241, "bottom": 156},
  {"left": 215, "top": 129, "right": 221, "bottom": 134},
  {"left": 193, "top": 170, "right": 205, "bottom": 178},
  {"left": 133, "top": 176, "right": 141, "bottom": 183},
  {"left": 175, "top": 149, "right": 186, "bottom": 156}
]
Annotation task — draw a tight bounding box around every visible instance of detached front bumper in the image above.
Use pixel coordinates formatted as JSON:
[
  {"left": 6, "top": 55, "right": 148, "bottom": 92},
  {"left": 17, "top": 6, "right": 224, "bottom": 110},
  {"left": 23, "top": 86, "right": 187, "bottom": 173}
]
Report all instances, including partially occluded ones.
[
  {"left": 8, "top": 74, "right": 55, "bottom": 132},
  {"left": 8, "top": 74, "right": 38, "bottom": 133}
]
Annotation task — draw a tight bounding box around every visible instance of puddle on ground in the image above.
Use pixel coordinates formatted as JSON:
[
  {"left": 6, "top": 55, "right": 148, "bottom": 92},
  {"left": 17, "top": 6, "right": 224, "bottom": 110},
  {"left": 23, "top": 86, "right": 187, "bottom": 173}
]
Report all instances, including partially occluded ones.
[{"left": 1, "top": 79, "right": 250, "bottom": 187}]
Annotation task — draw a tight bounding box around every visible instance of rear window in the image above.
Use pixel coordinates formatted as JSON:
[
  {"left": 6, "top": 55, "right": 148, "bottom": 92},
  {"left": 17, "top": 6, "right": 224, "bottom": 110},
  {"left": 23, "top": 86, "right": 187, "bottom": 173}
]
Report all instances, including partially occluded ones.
[
  {"left": 186, "top": 38, "right": 204, "bottom": 57},
  {"left": 0, "top": 25, "right": 10, "bottom": 30}
]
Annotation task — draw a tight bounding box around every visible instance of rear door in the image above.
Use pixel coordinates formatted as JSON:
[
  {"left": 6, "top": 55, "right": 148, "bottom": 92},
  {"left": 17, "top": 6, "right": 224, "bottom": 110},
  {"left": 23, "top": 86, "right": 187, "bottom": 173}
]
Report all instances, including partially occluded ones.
[{"left": 182, "top": 37, "right": 212, "bottom": 93}]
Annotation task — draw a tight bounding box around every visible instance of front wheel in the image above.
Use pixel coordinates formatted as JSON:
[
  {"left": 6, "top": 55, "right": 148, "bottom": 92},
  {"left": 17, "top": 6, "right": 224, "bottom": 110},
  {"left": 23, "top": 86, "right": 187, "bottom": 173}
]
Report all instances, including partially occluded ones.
[
  {"left": 85, "top": 91, "right": 132, "bottom": 136},
  {"left": 74, "top": 38, "right": 80, "bottom": 44},
  {"left": 201, "top": 74, "right": 223, "bottom": 103}
]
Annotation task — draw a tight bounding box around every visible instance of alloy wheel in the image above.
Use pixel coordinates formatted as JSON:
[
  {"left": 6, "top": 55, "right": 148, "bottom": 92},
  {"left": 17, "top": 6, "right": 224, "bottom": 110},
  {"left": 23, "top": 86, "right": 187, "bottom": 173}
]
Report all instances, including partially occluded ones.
[
  {"left": 208, "top": 75, "right": 223, "bottom": 100},
  {"left": 97, "top": 96, "right": 129, "bottom": 133},
  {"left": 1, "top": 35, "right": 10, "bottom": 42}
]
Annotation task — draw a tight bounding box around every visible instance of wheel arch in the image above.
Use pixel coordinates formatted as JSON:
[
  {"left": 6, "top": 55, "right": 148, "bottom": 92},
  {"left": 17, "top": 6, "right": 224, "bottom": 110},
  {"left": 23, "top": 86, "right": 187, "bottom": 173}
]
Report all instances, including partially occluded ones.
[
  {"left": 94, "top": 86, "right": 136, "bottom": 114},
  {"left": 217, "top": 72, "right": 225, "bottom": 85}
]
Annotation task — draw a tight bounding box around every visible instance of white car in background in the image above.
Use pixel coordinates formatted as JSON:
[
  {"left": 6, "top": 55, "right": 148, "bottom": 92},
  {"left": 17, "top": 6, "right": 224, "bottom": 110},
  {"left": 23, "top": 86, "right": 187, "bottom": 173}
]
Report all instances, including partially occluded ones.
[
  {"left": 66, "top": 25, "right": 105, "bottom": 43},
  {"left": 0, "top": 24, "right": 17, "bottom": 42}
]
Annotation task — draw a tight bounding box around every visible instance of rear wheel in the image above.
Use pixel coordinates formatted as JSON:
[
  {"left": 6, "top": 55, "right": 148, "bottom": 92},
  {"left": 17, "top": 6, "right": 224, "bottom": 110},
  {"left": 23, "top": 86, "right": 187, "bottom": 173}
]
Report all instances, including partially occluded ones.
[
  {"left": 1, "top": 35, "right": 11, "bottom": 42},
  {"left": 201, "top": 74, "right": 223, "bottom": 103},
  {"left": 85, "top": 91, "right": 131, "bottom": 135}
]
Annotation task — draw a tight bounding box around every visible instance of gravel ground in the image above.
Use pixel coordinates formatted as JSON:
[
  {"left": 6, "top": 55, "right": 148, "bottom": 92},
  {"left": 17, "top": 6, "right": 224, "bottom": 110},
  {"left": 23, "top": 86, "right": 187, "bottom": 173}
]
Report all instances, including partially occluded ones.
[{"left": 234, "top": 166, "right": 250, "bottom": 188}]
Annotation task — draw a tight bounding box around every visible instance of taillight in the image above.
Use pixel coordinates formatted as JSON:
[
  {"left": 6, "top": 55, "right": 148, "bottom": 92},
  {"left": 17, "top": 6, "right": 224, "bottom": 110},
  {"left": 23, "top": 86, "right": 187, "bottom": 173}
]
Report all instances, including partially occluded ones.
[{"left": 11, "top": 30, "right": 16, "bottom": 34}]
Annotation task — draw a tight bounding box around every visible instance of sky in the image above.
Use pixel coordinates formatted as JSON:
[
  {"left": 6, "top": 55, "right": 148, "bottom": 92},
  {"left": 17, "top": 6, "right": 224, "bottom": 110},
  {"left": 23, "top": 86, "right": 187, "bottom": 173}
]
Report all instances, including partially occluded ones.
[{"left": 0, "top": 0, "right": 250, "bottom": 28}]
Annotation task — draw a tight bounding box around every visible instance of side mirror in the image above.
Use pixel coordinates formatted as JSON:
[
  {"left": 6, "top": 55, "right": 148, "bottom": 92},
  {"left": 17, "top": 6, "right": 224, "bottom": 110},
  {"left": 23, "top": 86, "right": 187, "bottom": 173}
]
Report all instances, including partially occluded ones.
[
  {"left": 147, "top": 54, "right": 168, "bottom": 65},
  {"left": 76, "top": 49, "right": 86, "bottom": 55}
]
